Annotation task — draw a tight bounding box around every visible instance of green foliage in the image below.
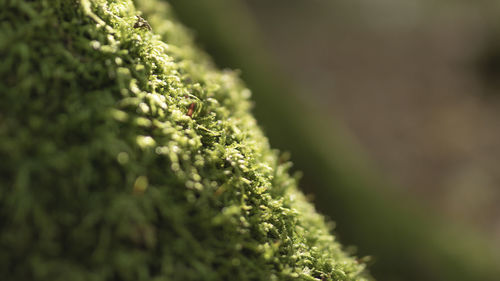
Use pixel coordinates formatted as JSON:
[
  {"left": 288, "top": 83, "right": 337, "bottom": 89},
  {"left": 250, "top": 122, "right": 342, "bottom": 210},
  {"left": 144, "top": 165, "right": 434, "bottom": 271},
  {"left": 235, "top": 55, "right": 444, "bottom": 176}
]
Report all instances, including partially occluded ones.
[{"left": 0, "top": 0, "right": 370, "bottom": 280}]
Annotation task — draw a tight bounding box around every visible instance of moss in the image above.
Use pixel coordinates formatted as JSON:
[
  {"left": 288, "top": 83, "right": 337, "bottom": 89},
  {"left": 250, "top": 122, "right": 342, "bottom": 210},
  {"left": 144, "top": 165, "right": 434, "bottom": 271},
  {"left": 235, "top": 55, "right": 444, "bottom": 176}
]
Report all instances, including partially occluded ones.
[
  {"left": 166, "top": 2, "right": 500, "bottom": 281},
  {"left": 0, "top": 0, "right": 370, "bottom": 280}
]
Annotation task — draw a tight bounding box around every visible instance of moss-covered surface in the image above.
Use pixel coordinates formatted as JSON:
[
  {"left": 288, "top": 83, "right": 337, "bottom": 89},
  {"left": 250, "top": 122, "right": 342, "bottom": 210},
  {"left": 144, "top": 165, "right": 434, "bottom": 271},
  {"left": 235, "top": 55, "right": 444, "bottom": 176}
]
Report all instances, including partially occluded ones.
[
  {"left": 169, "top": 0, "right": 500, "bottom": 281},
  {"left": 166, "top": 1, "right": 500, "bottom": 281},
  {"left": 0, "top": 0, "right": 370, "bottom": 280}
]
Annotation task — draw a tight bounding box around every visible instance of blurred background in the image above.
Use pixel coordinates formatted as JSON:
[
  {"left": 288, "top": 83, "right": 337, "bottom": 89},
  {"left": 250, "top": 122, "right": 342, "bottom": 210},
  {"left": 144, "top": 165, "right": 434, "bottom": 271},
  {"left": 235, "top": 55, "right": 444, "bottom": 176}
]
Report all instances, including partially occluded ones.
[
  {"left": 243, "top": 0, "right": 500, "bottom": 239},
  {"left": 167, "top": 0, "right": 500, "bottom": 280}
]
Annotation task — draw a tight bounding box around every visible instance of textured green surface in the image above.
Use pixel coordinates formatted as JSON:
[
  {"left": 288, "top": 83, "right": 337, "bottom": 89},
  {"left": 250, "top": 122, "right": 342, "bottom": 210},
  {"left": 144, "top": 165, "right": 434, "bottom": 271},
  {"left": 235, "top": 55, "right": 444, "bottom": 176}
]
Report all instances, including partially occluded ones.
[
  {"left": 166, "top": 1, "right": 500, "bottom": 281},
  {"left": 0, "top": 0, "right": 369, "bottom": 280}
]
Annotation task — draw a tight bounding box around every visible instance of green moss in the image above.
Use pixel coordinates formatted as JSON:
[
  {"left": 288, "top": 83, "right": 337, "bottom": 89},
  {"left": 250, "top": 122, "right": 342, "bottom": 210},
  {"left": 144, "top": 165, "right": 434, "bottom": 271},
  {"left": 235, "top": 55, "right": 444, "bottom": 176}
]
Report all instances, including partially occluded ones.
[
  {"left": 0, "top": 0, "right": 370, "bottom": 280},
  {"left": 164, "top": 2, "right": 500, "bottom": 281}
]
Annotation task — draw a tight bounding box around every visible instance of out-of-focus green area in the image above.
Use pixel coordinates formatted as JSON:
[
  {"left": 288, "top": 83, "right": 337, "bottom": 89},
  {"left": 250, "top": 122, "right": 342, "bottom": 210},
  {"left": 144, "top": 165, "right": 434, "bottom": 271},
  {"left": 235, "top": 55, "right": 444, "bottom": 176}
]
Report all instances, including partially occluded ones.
[{"left": 167, "top": 0, "right": 500, "bottom": 280}]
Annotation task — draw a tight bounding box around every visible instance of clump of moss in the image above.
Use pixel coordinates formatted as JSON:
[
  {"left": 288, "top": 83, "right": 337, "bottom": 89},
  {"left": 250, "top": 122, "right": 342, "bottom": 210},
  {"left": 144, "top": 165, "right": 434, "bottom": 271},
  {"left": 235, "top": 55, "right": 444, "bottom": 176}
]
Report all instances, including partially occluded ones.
[{"left": 0, "top": 0, "right": 370, "bottom": 280}]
